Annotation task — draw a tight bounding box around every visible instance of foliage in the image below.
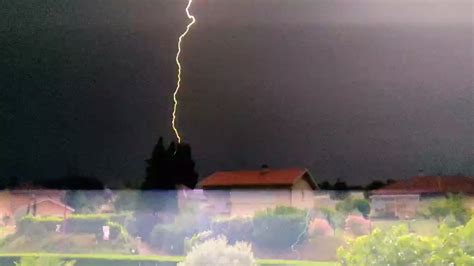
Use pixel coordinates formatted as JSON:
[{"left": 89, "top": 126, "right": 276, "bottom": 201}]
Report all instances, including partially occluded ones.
[
  {"left": 426, "top": 194, "right": 471, "bottom": 226},
  {"left": 16, "top": 214, "right": 132, "bottom": 239},
  {"left": 14, "top": 257, "right": 76, "bottom": 266},
  {"left": 65, "top": 215, "right": 109, "bottom": 235},
  {"left": 184, "top": 231, "right": 213, "bottom": 253},
  {"left": 319, "top": 207, "right": 346, "bottom": 232},
  {"left": 178, "top": 236, "right": 257, "bottom": 266},
  {"left": 252, "top": 206, "right": 308, "bottom": 250},
  {"left": 344, "top": 215, "right": 371, "bottom": 236},
  {"left": 113, "top": 191, "right": 139, "bottom": 212},
  {"left": 64, "top": 190, "right": 108, "bottom": 214},
  {"left": 308, "top": 218, "right": 333, "bottom": 237},
  {"left": 352, "top": 199, "right": 370, "bottom": 218},
  {"left": 17, "top": 216, "right": 62, "bottom": 237},
  {"left": 338, "top": 217, "right": 474, "bottom": 265},
  {"left": 133, "top": 212, "right": 158, "bottom": 242},
  {"left": 335, "top": 198, "right": 354, "bottom": 214},
  {"left": 331, "top": 180, "right": 349, "bottom": 200},
  {"left": 106, "top": 221, "right": 129, "bottom": 241},
  {"left": 211, "top": 217, "right": 253, "bottom": 244},
  {"left": 140, "top": 137, "right": 198, "bottom": 213},
  {"left": 150, "top": 224, "right": 188, "bottom": 254},
  {"left": 123, "top": 216, "right": 138, "bottom": 237}
]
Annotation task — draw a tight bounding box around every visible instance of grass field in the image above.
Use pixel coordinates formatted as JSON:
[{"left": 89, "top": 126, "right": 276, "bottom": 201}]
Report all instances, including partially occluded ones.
[{"left": 0, "top": 253, "right": 338, "bottom": 266}]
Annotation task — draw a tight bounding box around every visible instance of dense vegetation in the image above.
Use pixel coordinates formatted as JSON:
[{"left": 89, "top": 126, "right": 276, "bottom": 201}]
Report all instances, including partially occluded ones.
[{"left": 338, "top": 216, "right": 474, "bottom": 265}]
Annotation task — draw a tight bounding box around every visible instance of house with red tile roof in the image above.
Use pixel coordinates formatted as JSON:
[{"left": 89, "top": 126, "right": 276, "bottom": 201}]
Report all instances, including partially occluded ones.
[
  {"left": 197, "top": 166, "right": 318, "bottom": 217},
  {"left": 370, "top": 174, "right": 474, "bottom": 218},
  {"left": 0, "top": 190, "right": 74, "bottom": 225}
]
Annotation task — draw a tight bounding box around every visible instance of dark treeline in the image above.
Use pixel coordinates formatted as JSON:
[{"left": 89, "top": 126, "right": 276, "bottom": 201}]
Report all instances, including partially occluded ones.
[{"left": 1, "top": 137, "right": 199, "bottom": 192}]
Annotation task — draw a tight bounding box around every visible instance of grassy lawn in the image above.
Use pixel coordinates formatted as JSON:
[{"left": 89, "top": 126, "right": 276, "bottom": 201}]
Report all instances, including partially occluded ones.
[{"left": 0, "top": 253, "right": 338, "bottom": 265}]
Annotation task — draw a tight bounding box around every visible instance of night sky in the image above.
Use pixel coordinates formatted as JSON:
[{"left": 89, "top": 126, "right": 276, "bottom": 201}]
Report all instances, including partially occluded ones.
[{"left": 1, "top": 0, "right": 473, "bottom": 185}]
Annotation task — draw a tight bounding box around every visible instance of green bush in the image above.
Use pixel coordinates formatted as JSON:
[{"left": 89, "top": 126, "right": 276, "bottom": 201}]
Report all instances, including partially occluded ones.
[
  {"left": 124, "top": 216, "right": 138, "bottom": 237},
  {"left": 211, "top": 217, "right": 253, "bottom": 244},
  {"left": 109, "top": 213, "right": 132, "bottom": 226},
  {"left": 338, "top": 216, "right": 474, "bottom": 265},
  {"left": 134, "top": 213, "right": 158, "bottom": 242},
  {"left": 252, "top": 206, "right": 308, "bottom": 250},
  {"left": 353, "top": 199, "right": 370, "bottom": 218},
  {"left": 65, "top": 214, "right": 109, "bottom": 235},
  {"left": 17, "top": 216, "right": 62, "bottom": 235},
  {"left": 184, "top": 231, "right": 213, "bottom": 252},
  {"left": 426, "top": 194, "right": 471, "bottom": 226},
  {"left": 17, "top": 214, "right": 127, "bottom": 239},
  {"left": 319, "top": 207, "right": 346, "bottom": 231},
  {"left": 150, "top": 224, "right": 188, "bottom": 255},
  {"left": 178, "top": 236, "right": 257, "bottom": 266},
  {"left": 107, "top": 221, "right": 129, "bottom": 241}
]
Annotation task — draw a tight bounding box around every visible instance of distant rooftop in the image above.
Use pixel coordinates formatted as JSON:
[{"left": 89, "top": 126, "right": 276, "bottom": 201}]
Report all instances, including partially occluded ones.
[
  {"left": 373, "top": 175, "right": 474, "bottom": 195},
  {"left": 198, "top": 168, "right": 317, "bottom": 189}
]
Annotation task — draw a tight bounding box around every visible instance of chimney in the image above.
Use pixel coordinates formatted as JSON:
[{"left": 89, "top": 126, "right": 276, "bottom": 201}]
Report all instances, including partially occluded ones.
[{"left": 260, "top": 164, "right": 270, "bottom": 174}]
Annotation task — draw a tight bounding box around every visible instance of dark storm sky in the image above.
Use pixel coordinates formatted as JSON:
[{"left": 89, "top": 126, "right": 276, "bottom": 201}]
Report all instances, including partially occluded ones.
[{"left": 1, "top": 0, "right": 473, "bottom": 185}]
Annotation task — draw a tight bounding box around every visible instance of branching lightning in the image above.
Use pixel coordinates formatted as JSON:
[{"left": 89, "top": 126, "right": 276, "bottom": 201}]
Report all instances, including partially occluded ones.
[{"left": 172, "top": 0, "right": 196, "bottom": 143}]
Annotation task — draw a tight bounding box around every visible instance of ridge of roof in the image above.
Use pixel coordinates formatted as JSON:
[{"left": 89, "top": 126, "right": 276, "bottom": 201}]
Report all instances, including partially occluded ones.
[{"left": 199, "top": 168, "right": 317, "bottom": 189}]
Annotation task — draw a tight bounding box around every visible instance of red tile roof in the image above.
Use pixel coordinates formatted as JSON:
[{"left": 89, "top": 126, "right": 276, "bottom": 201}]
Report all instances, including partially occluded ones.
[
  {"left": 373, "top": 175, "right": 474, "bottom": 195},
  {"left": 199, "top": 168, "right": 317, "bottom": 189}
]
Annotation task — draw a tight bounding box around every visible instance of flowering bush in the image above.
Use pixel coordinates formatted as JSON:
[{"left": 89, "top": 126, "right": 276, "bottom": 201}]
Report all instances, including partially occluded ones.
[
  {"left": 178, "top": 236, "right": 257, "bottom": 266},
  {"left": 344, "top": 215, "right": 371, "bottom": 236},
  {"left": 308, "top": 218, "right": 333, "bottom": 237}
]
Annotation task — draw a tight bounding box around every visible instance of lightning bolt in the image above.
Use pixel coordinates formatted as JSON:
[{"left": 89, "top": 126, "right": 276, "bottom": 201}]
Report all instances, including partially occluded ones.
[{"left": 172, "top": 0, "right": 196, "bottom": 143}]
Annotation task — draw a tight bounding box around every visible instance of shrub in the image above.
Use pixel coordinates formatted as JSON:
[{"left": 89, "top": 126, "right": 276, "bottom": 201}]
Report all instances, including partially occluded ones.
[
  {"left": 109, "top": 213, "right": 132, "bottom": 226},
  {"left": 107, "top": 221, "right": 128, "bottom": 241},
  {"left": 178, "top": 236, "right": 257, "bottom": 266},
  {"left": 65, "top": 214, "right": 109, "bottom": 235},
  {"left": 344, "top": 215, "right": 371, "bottom": 236},
  {"left": 17, "top": 216, "right": 62, "bottom": 235},
  {"left": 124, "top": 216, "right": 138, "bottom": 237},
  {"left": 211, "top": 217, "right": 253, "bottom": 244},
  {"left": 308, "top": 218, "right": 333, "bottom": 237},
  {"left": 185, "top": 230, "right": 213, "bottom": 252},
  {"left": 335, "top": 197, "right": 354, "bottom": 214},
  {"left": 134, "top": 212, "right": 158, "bottom": 242},
  {"left": 319, "top": 207, "right": 346, "bottom": 232},
  {"left": 150, "top": 223, "right": 187, "bottom": 254},
  {"left": 252, "top": 206, "right": 308, "bottom": 250},
  {"left": 427, "top": 194, "right": 470, "bottom": 226},
  {"left": 113, "top": 191, "right": 139, "bottom": 212},
  {"left": 353, "top": 199, "right": 370, "bottom": 218},
  {"left": 338, "top": 217, "right": 474, "bottom": 265}
]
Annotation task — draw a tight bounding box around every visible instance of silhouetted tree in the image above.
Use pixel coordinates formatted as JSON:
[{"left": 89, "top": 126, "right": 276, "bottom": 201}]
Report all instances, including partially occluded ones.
[
  {"left": 332, "top": 179, "right": 349, "bottom": 200},
  {"left": 364, "top": 180, "right": 387, "bottom": 198},
  {"left": 140, "top": 137, "right": 198, "bottom": 213},
  {"left": 318, "top": 181, "right": 332, "bottom": 190}
]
